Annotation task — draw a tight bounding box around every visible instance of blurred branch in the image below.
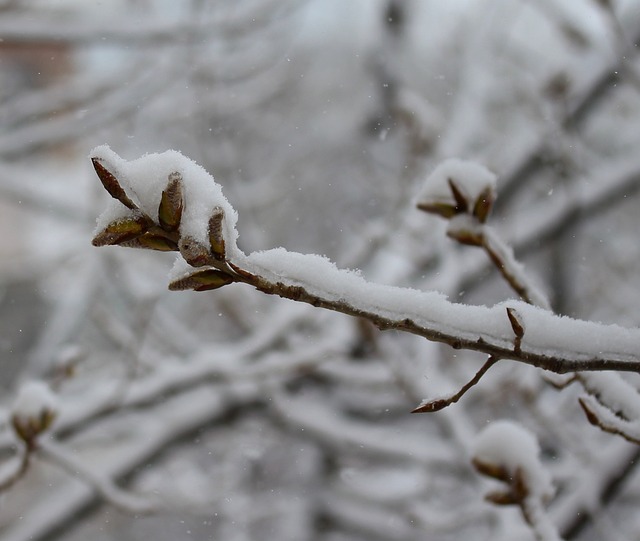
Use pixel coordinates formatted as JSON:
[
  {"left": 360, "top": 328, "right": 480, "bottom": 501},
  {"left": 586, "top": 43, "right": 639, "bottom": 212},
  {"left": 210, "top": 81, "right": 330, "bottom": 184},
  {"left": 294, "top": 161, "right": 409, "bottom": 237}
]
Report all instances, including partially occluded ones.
[
  {"left": 0, "top": 444, "right": 30, "bottom": 492},
  {"left": 38, "top": 438, "right": 155, "bottom": 514},
  {"left": 0, "top": 0, "right": 300, "bottom": 46},
  {"left": 496, "top": 19, "right": 640, "bottom": 210}
]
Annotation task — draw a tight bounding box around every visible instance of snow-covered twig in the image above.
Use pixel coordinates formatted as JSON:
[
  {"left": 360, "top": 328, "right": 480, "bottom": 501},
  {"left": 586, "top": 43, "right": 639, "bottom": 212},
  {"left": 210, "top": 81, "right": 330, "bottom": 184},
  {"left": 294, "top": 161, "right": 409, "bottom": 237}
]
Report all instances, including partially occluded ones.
[
  {"left": 412, "top": 356, "right": 498, "bottom": 413},
  {"left": 576, "top": 372, "right": 640, "bottom": 444},
  {"left": 0, "top": 381, "right": 59, "bottom": 494},
  {"left": 88, "top": 147, "right": 640, "bottom": 376},
  {"left": 481, "top": 228, "right": 550, "bottom": 310},
  {"left": 0, "top": 445, "right": 31, "bottom": 492},
  {"left": 417, "top": 158, "right": 550, "bottom": 310}
]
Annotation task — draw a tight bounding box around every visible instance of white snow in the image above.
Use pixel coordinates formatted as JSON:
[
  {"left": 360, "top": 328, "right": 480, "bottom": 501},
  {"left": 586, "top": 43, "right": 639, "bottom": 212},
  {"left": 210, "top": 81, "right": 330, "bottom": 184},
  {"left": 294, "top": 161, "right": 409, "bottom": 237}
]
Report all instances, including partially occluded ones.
[
  {"left": 90, "top": 145, "right": 239, "bottom": 255},
  {"left": 417, "top": 158, "right": 497, "bottom": 207},
  {"left": 11, "top": 381, "right": 58, "bottom": 424},
  {"left": 244, "top": 246, "right": 640, "bottom": 367},
  {"left": 580, "top": 372, "right": 640, "bottom": 421},
  {"left": 473, "top": 420, "right": 554, "bottom": 500}
]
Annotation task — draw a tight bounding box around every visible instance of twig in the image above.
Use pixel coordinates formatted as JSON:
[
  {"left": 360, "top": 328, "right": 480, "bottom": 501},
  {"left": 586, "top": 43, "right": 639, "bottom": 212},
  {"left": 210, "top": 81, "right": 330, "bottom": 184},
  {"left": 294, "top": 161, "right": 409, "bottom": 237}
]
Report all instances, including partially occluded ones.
[
  {"left": 411, "top": 356, "right": 498, "bottom": 413},
  {"left": 481, "top": 228, "right": 550, "bottom": 310},
  {"left": 0, "top": 444, "right": 31, "bottom": 492}
]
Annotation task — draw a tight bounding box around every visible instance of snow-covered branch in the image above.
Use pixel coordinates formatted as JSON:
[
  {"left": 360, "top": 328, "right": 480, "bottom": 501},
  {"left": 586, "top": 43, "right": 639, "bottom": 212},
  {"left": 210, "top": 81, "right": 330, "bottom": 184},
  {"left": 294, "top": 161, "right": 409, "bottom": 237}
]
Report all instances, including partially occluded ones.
[{"left": 90, "top": 146, "right": 640, "bottom": 376}]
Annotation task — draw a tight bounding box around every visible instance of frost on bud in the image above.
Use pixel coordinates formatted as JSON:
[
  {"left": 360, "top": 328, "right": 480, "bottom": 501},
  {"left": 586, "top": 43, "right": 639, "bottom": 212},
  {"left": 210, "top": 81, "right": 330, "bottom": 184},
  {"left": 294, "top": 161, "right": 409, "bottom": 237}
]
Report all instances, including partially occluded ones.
[
  {"left": 158, "top": 172, "right": 184, "bottom": 232},
  {"left": 11, "top": 381, "right": 58, "bottom": 446},
  {"left": 169, "top": 268, "right": 234, "bottom": 292},
  {"left": 208, "top": 207, "right": 226, "bottom": 261},
  {"left": 92, "top": 212, "right": 151, "bottom": 247},
  {"left": 179, "top": 236, "right": 211, "bottom": 267},
  {"left": 91, "top": 157, "right": 138, "bottom": 211}
]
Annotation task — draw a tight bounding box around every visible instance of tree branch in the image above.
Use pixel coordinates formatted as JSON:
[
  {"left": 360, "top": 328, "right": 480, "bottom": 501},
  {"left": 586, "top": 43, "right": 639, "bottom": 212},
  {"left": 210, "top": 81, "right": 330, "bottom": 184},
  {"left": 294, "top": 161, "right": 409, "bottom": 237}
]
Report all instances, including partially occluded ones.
[{"left": 89, "top": 146, "right": 640, "bottom": 377}]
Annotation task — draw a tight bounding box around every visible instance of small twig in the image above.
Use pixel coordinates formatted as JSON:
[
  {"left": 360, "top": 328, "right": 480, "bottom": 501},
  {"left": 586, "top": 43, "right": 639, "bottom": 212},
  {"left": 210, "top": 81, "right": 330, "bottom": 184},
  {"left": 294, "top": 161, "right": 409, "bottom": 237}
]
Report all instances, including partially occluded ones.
[
  {"left": 0, "top": 444, "right": 31, "bottom": 492},
  {"left": 578, "top": 395, "right": 640, "bottom": 445},
  {"left": 412, "top": 356, "right": 499, "bottom": 413},
  {"left": 481, "top": 228, "right": 550, "bottom": 310}
]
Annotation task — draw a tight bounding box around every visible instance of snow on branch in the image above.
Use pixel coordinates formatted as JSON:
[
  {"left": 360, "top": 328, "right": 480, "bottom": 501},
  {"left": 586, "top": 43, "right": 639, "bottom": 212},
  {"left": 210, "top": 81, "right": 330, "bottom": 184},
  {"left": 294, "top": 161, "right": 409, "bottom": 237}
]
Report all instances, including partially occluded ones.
[
  {"left": 90, "top": 146, "right": 640, "bottom": 376},
  {"left": 416, "top": 158, "right": 550, "bottom": 309}
]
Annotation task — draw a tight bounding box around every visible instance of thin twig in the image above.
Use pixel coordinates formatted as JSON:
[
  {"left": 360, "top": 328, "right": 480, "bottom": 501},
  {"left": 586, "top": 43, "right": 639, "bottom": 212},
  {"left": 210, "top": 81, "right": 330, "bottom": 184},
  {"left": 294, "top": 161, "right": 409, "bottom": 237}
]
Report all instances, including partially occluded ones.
[
  {"left": 0, "top": 445, "right": 31, "bottom": 492},
  {"left": 481, "top": 227, "right": 550, "bottom": 310},
  {"left": 411, "top": 356, "right": 499, "bottom": 413}
]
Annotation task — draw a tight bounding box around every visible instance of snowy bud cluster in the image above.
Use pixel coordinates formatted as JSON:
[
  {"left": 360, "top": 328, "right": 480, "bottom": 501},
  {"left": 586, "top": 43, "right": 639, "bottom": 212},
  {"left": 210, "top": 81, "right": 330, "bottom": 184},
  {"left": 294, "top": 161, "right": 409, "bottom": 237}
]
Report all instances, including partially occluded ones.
[
  {"left": 417, "top": 158, "right": 497, "bottom": 245},
  {"left": 11, "top": 381, "right": 58, "bottom": 446},
  {"left": 90, "top": 146, "right": 241, "bottom": 292}
]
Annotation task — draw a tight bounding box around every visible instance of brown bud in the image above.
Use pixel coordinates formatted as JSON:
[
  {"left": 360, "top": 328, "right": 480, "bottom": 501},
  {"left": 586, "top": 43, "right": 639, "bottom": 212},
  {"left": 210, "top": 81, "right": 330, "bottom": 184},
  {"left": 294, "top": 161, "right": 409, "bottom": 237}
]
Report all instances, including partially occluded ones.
[
  {"left": 158, "top": 172, "right": 183, "bottom": 232},
  {"left": 485, "top": 489, "right": 518, "bottom": 506},
  {"left": 169, "top": 268, "right": 234, "bottom": 292},
  {"left": 92, "top": 213, "right": 150, "bottom": 247},
  {"left": 578, "top": 397, "right": 600, "bottom": 427},
  {"left": 472, "top": 457, "right": 511, "bottom": 483},
  {"left": 179, "top": 236, "right": 211, "bottom": 267},
  {"left": 506, "top": 307, "right": 525, "bottom": 339},
  {"left": 416, "top": 201, "right": 459, "bottom": 219},
  {"left": 446, "top": 227, "right": 482, "bottom": 246},
  {"left": 448, "top": 178, "right": 469, "bottom": 213},
  {"left": 122, "top": 233, "right": 179, "bottom": 251},
  {"left": 12, "top": 409, "right": 56, "bottom": 445},
  {"left": 91, "top": 158, "right": 138, "bottom": 210},
  {"left": 472, "top": 185, "right": 495, "bottom": 223},
  {"left": 208, "top": 207, "right": 226, "bottom": 261},
  {"left": 411, "top": 399, "right": 448, "bottom": 413}
]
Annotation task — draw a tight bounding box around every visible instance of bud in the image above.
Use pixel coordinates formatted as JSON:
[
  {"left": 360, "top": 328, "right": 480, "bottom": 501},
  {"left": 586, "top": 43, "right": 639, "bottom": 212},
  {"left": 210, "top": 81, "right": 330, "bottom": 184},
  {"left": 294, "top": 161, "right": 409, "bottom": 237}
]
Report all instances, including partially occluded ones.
[
  {"left": 92, "top": 212, "right": 150, "bottom": 247},
  {"left": 471, "top": 457, "right": 511, "bottom": 483},
  {"left": 158, "top": 172, "right": 183, "bottom": 232},
  {"left": 179, "top": 236, "right": 211, "bottom": 267},
  {"left": 122, "top": 233, "right": 179, "bottom": 251},
  {"left": 417, "top": 159, "right": 497, "bottom": 222},
  {"left": 472, "top": 185, "right": 495, "bottom": 224},
  {"left": 447, "top": 178, "right": 469, "bottom": 213},
  {"left": 91, "top": 157, "right": 138, "bottom": 210},
  {"left": 416, "top": 201, "right": 458, "bottom": 219},
  {"left": 208, "top": 207, "right": 226, "bottom": 261},
  {"left": 485, "top": 489, "right": 519, "bottom": 506},
  {"left": 506, "top": 307, "right": 525, "bottom": 339},
  {"left": 169, "top": 268, "right": 234, "bottom": 291},
  {"left": 11, "top": 381, "right": 58, "bottom": 446}
]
